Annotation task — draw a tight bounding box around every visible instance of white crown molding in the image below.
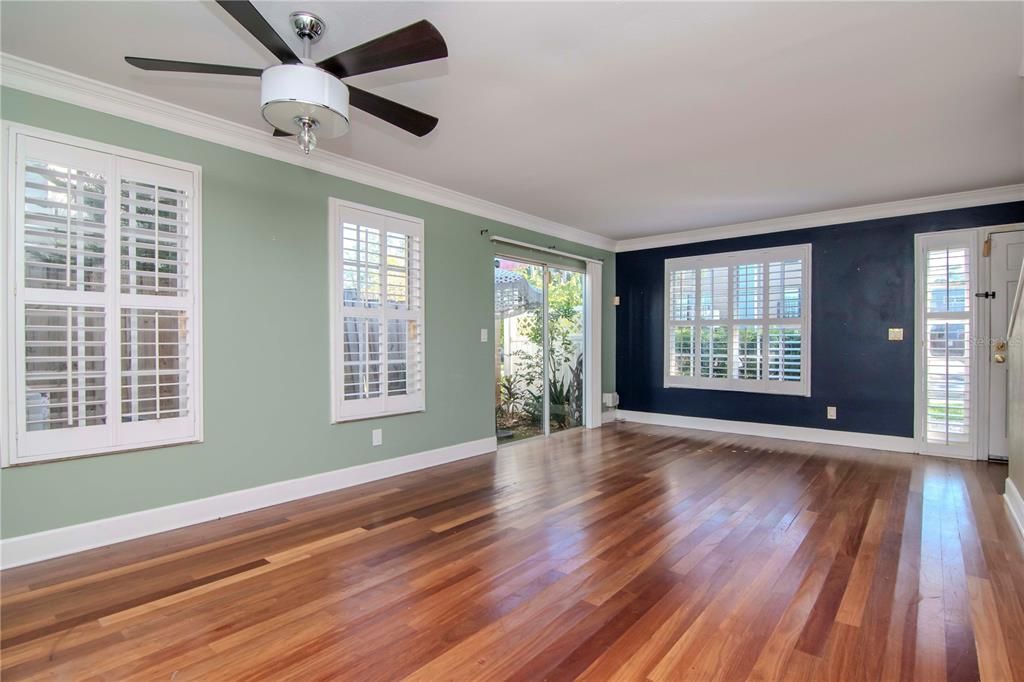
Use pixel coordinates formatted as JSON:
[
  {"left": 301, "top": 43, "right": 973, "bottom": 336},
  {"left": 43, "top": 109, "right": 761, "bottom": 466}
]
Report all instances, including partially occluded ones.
[
  {"left": 0, "top": 53, "right": 616, "bottom": 252},
  {"left": 0, "top": 435, "right": 497, "bottom": 569},
  {"left": 615, "top": 184, "right": 1024, "bottom": 252},
  {"left": 1, "top": 54, "right": 1019, "bottom": 257}
]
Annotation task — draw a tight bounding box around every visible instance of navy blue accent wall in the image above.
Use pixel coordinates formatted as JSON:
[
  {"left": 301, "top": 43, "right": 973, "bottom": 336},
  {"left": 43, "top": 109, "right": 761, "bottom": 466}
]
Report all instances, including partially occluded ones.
[{"left": 615, "top": 202, "right": 1024, "bottom": 437}]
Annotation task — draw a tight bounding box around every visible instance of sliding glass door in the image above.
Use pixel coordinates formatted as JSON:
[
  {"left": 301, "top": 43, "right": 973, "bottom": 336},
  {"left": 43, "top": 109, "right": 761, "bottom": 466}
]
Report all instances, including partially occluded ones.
[
  {"left": 494, "top": 258, "right": 585, "bottom": 442},
  {"left": 546, "top": 267, "right": 585, "bottom": 435}
]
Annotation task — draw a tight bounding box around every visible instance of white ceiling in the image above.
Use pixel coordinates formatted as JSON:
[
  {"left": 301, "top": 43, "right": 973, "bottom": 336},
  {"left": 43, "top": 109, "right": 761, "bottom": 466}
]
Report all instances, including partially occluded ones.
[{"left": 2, "top": 2, "right": 1022, "bottom": 241}]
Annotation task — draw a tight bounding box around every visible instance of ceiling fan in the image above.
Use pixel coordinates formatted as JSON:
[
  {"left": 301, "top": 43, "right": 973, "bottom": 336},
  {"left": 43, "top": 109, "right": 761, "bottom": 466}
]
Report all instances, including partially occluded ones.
[{"left": 125, "top": 1, "right": 447, "bottom": 154}]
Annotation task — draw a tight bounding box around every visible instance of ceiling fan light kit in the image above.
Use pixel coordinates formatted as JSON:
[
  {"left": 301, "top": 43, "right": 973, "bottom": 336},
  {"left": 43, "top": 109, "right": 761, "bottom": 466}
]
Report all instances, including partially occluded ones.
[
  {"left": 260, "top": 63, "right": 349, "bottom": 152},
  {"left": 125, "top": 1, "right": 447, "bottom": 154},
  {"left": 260, "top": 12, "right": 346, "bottom": 154}
]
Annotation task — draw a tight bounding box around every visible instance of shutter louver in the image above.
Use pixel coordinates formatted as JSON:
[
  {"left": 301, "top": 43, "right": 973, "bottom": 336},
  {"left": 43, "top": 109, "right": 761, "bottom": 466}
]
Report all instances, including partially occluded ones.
[
  {"left": 120, "top": 181, "right": 190, "bottom": 297},
  {"left": 23, "top": 160, "right": 108, "bottom": 292},
  {"left": 768, "top": 325, "right": 802, "bottom": 382},
  {"left": 121, "top": 308, "right": 190, "bottom": 422},
  {"left": 24, "top": 305, "right": 107, "bottom": 431}
]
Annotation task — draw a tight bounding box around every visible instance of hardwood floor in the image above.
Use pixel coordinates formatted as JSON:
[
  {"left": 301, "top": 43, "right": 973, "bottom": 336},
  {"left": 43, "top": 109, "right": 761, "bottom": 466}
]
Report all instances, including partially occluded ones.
[{"left": 3, "top": 422, "right": 1023, "bottom": 681}]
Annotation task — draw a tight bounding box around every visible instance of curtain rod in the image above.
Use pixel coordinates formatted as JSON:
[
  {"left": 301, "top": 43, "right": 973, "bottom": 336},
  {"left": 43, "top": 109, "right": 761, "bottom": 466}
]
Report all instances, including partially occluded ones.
[{"left": 487, "top": 235, "right": 603, "bottom": 265}]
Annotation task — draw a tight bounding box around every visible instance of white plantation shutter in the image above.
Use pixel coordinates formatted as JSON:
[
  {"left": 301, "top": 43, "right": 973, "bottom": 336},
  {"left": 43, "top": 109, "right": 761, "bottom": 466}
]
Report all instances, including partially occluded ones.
[
  {"left": 7, "top": 131, "right": 201, "bottom": 464},
  {"left": 917, "top": 234, "right": 974, "bottom": 456},
  {"left": 664, "top": 244, "right": 810, "bottom": 395},
  {"left": 330, "top": 200, "right": 424, "bottom": 421},
  {"left": 116, "top": 159, "right": 196, "bottom": 446}
]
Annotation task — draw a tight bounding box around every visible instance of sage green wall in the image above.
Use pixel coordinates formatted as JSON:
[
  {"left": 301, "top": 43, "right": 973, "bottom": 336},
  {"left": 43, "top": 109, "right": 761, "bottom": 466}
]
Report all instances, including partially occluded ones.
[{"left": 0, "top": 87, "right": 615, "bottom": 538}]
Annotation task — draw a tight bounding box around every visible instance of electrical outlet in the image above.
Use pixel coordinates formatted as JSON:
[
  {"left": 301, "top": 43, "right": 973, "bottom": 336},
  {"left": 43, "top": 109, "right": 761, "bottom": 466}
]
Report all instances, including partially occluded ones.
[
  {"left": 888, "top": 328, "right": 904, "bottom": 341},
  {"left": 480, "top": 328, "right": 489, "bottom": 343},
  {"left": 372, "top": 429, "right": 382, "bottom": 446},
  {"left": 827, "top": 406, "right": 837, "bottom": 420}
]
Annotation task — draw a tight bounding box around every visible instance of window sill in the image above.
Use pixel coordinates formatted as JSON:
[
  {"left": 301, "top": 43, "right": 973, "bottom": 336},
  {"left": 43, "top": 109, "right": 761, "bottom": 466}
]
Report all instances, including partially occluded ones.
[
  {"left": 3, "top": 436, "right": 203, "bottom": 468},
  {"left": 331, "top": 407, "right": 426, "bottom": 425},
  {"left": 663, "top": 380, "right": 810, "bottom": 397}
]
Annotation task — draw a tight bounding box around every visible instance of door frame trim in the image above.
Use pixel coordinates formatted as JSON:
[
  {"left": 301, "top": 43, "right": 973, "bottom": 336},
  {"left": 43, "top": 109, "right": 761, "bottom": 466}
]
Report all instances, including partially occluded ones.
[
  {"left": 913, "top": 222, "right": 1023, "bottom": 461},
  {"left": 493, "top": 254, "right": 596, "bottom": 445}
]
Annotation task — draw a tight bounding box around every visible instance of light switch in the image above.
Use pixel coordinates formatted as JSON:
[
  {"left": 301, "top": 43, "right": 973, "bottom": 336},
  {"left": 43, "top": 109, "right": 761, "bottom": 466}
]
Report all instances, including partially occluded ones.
[
  {"left": 480, "top": 328, "right": 489, "bottom": 343},
  {"left": 372, "top": 429, "right": 382, "bottom": 446},
  {"left": 888, "top": 328, "right": 904, "bottom": 341}
]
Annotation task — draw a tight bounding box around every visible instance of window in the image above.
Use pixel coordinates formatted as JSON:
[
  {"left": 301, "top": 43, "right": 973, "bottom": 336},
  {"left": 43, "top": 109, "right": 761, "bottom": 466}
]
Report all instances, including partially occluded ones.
[
  {"left": 664, "top": 244, "right": 811, "bottom": 395},
  {"left": 916, "top": 232, "right": 974, "bottom": 456},
  {"left": 329, "top": 199, "right": 424, "bottom": 421},
  {"left": 4, "top": 127, "right": 202, "bottom": 465}
]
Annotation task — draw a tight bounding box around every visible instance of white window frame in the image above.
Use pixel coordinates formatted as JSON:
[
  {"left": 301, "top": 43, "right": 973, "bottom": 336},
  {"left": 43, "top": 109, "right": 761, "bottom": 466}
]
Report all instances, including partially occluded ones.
[
  {"left": 913, "top": 228, "right": 980, "bottom": 460},
  {"left": 2, "top": 123, "right": 203, "bottom": 466},
  {"left": 328, "top": 198, "right": 425, "bottom": 423},
  {"left": 663, "top": 243, "right": 812, "bottom": 396}
]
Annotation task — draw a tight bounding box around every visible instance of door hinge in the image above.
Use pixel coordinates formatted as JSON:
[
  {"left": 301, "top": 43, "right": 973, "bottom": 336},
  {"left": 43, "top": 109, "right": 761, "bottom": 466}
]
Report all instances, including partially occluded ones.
[{"left": 974, "top": 291, "right": 996, "bottom": 299}]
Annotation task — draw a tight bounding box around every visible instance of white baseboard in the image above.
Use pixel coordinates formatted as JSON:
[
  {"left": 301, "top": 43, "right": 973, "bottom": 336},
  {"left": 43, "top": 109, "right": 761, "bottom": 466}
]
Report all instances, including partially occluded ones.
[
  {"left": 615, "top": 410, "right": 917, "bottom": 453},
  {"left": 0, "top": 436, "right": 497, "bottom": 569},
  {"left": 601, "top": 410, "right": 617, "bottom": 424},
  {"left": 1006, "top": 478, "right": 1024, "bottom": 541}
]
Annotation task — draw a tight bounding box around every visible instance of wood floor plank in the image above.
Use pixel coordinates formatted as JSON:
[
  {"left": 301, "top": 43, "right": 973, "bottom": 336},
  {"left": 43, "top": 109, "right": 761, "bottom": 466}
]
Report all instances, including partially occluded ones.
[{"left": 2, "top": 423, "right": 1023, "bottom": 681}]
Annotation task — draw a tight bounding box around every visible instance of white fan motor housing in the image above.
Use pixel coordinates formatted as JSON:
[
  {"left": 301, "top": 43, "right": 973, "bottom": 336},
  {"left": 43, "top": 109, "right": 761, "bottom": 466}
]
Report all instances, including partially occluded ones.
[{"left": 260, "top": 63, "right": 350, "bottom": 137}]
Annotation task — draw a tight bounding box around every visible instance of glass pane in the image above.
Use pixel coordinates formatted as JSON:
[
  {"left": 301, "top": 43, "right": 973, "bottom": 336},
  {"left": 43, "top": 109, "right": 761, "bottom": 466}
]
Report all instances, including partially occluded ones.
[
  {"left": 342, "top": 223, "right": 382, "bottom": 307},
  {"left": 669, "top": 269, "right": 696, "bottom": 321},
  {"left": 926, "top": 248, "right": 970, "bottom": 314},
  {"left": 669, "top": 325, "right": 695, "bottom": 377},
  {"left": 386, "top": 319, "right": 421, "bottom": 397},
  {"left": 495, "top": 259, "right": 544, "bottom": 442},
  {"left": 547, "top": 267, "right": 585, "bottom": 435},
  {"left": 121, "top": 308, "right": 190, "bottom": 421},
  {"left": 120, "top": 180, "right": 190, "bottom": 297},
  {"left": 768, "top": 259, "right": 802, "bottom": 319},
  {"left": 768, "top": 325, "right": 801, "bottom": 381},
  {"left": 384, "top": 232, "right": 422, "bottom": 309},
  {"left": 733, "top": 264, "right": 763, "bottom": 319},
  {"left": 700, "top": 267, "right": 728, "bottom": 320},
  {"left": 24, "top": 304, "right": 106, "bottom": 431},
  {"left": 733, "top": 325, "right": 764, "bottom": 380},
  {"left": 926, "top": 321, "right": 971, "bottom": 444},
  {"left": 699, "top": 325, "right": 728, "bottom": 378},
  {"left": 23, "top": 160, "right": 107, "bottom": 292},
  {"left": 342, "top": 317, "right": 382, "bottom": 399}
]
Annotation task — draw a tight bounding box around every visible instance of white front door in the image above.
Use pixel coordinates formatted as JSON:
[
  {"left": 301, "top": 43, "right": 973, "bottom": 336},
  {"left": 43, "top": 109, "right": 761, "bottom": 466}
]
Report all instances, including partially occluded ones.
[{"left": 986, "top": 229, "right": 1024, "bottom": 460}]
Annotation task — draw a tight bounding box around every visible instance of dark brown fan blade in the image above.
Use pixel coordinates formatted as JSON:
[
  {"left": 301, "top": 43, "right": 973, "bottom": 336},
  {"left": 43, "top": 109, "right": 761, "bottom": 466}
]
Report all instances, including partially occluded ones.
[
  {"left": 317, "top": 20, "right": 447, "bottom": 78},
  {"left": 216, "top": 1, "right": 299, "bottom": 64},
  {"left": 348, "top": 86, "right": 438, "bottom": 137},
  {"left": 125, "top": 57, "right": 263, "bottom": 77},
  {"left": 272, "top": 129, "right": 294, "bottom": 137}
]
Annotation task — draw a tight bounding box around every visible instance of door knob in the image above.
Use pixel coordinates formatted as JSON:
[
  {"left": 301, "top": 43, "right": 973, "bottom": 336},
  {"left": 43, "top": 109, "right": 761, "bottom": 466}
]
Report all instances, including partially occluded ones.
[{"left": 993, "top": 340, "right": 1007, "bottom": 363}]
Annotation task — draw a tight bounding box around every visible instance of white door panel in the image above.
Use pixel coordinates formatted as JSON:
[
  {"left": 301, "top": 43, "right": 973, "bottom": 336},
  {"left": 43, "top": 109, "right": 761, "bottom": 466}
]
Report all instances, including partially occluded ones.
[{"left": 987, "top": 229, "right": 1024, "bottom": 460}]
